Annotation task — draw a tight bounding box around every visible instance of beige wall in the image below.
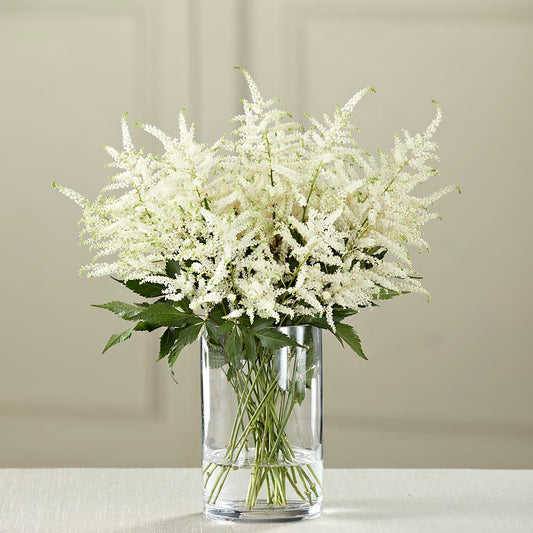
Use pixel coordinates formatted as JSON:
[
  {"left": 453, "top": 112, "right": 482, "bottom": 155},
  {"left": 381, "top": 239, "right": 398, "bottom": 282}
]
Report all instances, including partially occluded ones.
[{"left": 1, "top": 0, "right": 532, "bottom": 468}]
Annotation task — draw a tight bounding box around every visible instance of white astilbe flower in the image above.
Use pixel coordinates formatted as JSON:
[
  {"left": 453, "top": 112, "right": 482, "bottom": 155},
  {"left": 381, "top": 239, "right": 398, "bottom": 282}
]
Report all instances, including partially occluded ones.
[{"left": 56, "top": 69, "right": 458, "bottom": 327}]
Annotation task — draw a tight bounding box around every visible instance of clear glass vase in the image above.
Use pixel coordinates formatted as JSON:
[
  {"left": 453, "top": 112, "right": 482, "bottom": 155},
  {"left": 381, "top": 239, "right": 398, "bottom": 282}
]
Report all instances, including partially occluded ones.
[{"left": 201, "top": 325, "right": 323, "bottom": 522}]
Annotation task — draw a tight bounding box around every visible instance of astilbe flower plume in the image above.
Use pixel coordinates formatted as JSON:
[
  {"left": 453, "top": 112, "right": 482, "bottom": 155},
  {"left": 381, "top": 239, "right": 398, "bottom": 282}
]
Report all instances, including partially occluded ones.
[{"left": 54, "top": 69, "right": 457, "bottom": 329}]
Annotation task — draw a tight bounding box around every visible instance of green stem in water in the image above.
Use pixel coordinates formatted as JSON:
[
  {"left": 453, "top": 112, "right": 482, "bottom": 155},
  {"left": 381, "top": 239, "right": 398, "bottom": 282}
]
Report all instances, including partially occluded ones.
[{"left": 204, "top": 345, "right": 322, "bottom": 508}]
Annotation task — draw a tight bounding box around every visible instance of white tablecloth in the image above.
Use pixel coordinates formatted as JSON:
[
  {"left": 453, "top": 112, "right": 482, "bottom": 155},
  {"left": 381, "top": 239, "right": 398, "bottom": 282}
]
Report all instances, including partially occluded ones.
[{"left": 1, "top": 468, "right": 532, "bottom": 532}]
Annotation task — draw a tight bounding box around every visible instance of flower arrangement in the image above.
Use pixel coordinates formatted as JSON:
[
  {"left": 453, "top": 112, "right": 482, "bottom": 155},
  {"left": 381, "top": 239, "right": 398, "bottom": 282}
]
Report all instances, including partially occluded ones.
[{"left": 54, "top": 68, "right": 457, "bottom": 515}]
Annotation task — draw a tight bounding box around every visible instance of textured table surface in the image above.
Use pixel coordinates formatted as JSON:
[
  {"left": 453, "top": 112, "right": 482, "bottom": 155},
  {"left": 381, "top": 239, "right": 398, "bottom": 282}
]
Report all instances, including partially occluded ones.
[{"left": 1, "top": 468, "right": 532, "bottom": 532}]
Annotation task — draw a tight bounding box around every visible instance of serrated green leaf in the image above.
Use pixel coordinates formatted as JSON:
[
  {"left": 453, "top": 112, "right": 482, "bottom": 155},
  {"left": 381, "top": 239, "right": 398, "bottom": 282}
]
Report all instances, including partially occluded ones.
[
  {"left": 239, "top": 314, "right": 252, "bottom": 328},
  {"left": 226, "top": 364, "right": 236, "bottom": 382},
  {"left": 244, "top": 329, "right": 258, "bottom": 360},
  {"left": 112, "top": 277, "right": 165, "bottom": 298},
  {"left": 306, "top": 317, "right": 331, "bottom": 330},
  {"left": 207, "top": 304, "right": 225, "bottom": 325},
  {"left": 216, "top": 321, "right": 234, "bottom": 337},
  {"left": 134, "top": 301, "right": 200, "bottom": 327},
  {"left": 174, "top": 296, "right": 193, "bottom": 313},
  {"left": 331, "top": 306, "right": 358, "bottom": 322},
  {"left": 375, "top": 288, "right": 407, "bottom": 300},
  {"left": 134, "top": 321, "right": 162, "bottom": 332},
  {"left": 255, "top": 328, "right": 299, "bottom": 350},
  {"left": 168, "top": 322, "right": 203, "bottom": 367},
  {"left": 159, "top": 328, "right": 176, "bottom": 360},
  {"left": 165, "top": 259, "right": 181, "bottom": 278},
  {"left": 252, "top": 317, "right": 275, "bottom": 331},
  {"left": 92, "top": 301, "right": 142, "bottom": 320},
  {"left": 204, "top": 319, "right": 218, "bottom": 339},
  {"left": 334, "top": 323, "right": 367, "bottom": 360},
  {"left": 226, "top": 327, "right": 242, "bottom": 365},
  {"left": 102, "top": 325, "right": 136, "bottom": 354}
]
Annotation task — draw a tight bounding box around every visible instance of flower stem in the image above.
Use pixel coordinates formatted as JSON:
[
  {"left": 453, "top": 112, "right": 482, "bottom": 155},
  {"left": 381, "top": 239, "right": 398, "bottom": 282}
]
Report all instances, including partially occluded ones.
[{"left": 204, "top": 347, "right": 321, "bottom": 509}]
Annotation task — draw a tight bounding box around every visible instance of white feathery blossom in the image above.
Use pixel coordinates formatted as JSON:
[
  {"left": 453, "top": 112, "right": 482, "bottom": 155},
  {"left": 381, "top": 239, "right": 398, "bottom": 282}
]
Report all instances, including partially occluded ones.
[{"left": 56, "top": 70, "right": 458, "bottom": 328}]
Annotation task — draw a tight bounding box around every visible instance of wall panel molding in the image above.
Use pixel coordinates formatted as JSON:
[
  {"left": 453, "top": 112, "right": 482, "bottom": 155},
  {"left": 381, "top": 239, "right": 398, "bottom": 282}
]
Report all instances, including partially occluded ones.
[{"left": 0, "top": 0, "right": 160, "bottom": 420}]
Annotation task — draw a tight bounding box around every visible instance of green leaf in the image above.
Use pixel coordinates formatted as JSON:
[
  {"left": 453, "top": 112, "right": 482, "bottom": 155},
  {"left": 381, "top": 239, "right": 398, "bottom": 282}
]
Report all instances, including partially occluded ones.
[
  {"left": 358, "top": 246, "right": 387, "bottom": 269},
  {"left": 334, "top": 323, "right": 367, "bottom": 360},
  {"left": 102, "top": 325, "right": 136, "bottom": 354},
  {"left": 207, "top": 304, "right": 225, "bottom": 325},
  {"left": 244, "top": 329, "right": 258, "bottom": 361},
  {"left": 238, "top": 314, "right": 251, "bottom": 328},
  {"left": 134, "top": 321, "right": 162, "bottom": 332},
  {"left": 331, "top": 306, "right": 358, "bottom": 322},
  {"left": 112, "top": 277, "right": 165, "bottom": 298},
  {"left": 174, "top": 296, "right": 193, "bottom": 313},
  {"left": 369, "top": 246, "right": 387, "bottom": 261},
  {"left": 204, "top": 331, "right": 229, "bottom": 369},
  {"left": 226, "top": 327, "right": 242, "bottom": 365},
  {"left": 168, "top": 322, "right": 203, "bottom": 367},
  {"left": 292, "top": 376, "right": 306, "bottom": 405},
  {"left": 134, "top": 301, "right": 199, "bottom": 327},
  {"left": 226, "top": 363, "right": 236, "bottom": 382},
  {"left": 159, "top": 328, "right": 176, "bottom": 360},
  {"left": 92, "top": 301, "right": 142, "bottom": 320},
  {"left": 216, "top": 321, "right": 234, "bottom": 337},
  {"left": 204, "top": 319, "right": 219, "bottom": 339},
  {"left": 165, "top": 259, "right": 181, "bottom": 278},
  {"left": 255, "top": 328, "right": 299, "bottom": 350},
  {"left": 251, "top": 317, "right": 275, "bottom": 331},
  {"left": 375, "top": 288, "right": 407, "bottom": 300},
  {"left": 306, "top": 317, "right": 331, "bottom": 331}
]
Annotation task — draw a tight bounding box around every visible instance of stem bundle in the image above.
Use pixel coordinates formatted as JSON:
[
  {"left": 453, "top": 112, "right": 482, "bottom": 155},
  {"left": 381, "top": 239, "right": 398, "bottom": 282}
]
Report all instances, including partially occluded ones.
[{"left": 203, "top": 349, "right": 322, "bottom": 509}]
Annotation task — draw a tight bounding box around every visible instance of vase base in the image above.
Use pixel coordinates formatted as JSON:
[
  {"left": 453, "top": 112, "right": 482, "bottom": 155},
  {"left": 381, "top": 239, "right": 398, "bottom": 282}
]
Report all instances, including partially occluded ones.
[{"left": 204, "top": 499, "right": 322, "bottom": 522}]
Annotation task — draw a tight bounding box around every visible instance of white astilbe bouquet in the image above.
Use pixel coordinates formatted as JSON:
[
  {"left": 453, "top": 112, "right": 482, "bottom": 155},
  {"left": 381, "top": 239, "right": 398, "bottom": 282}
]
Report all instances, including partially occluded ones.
[{"left": 55, "top": 68, "right": 457, "bottom": 360}]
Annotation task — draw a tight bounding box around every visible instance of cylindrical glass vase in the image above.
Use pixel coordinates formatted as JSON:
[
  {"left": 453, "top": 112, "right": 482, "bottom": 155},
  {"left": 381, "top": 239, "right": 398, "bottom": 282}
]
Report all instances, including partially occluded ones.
[{"left": 201, "top": 325, "right": 323, "bottom": 522}]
